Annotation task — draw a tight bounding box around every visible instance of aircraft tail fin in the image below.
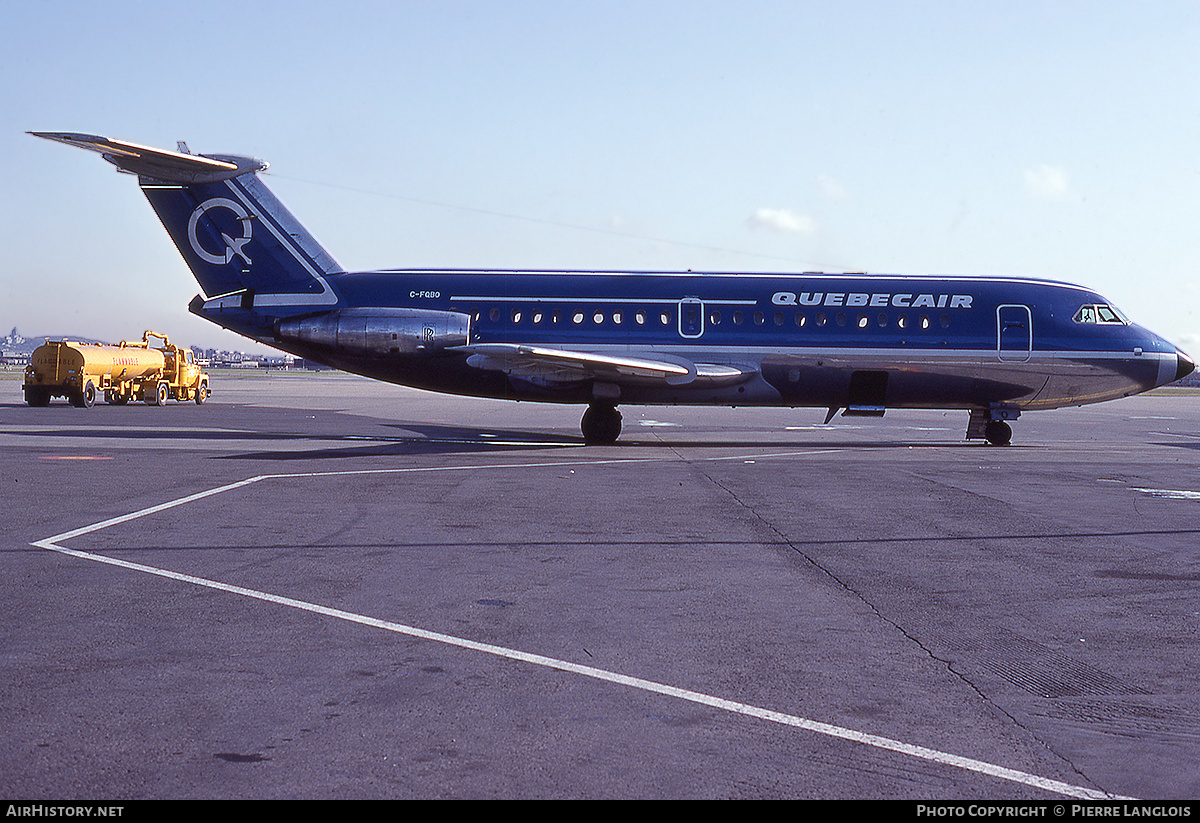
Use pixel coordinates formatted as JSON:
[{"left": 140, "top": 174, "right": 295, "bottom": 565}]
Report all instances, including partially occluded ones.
[{"left": 30, "top": 132, "right": 343, "bottom": 308}]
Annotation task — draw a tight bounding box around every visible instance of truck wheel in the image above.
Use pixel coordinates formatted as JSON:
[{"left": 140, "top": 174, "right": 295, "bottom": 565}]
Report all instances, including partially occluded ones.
[
  {"left": 66, "top": 382, "right": 96, "bottom": 407},
  {"left": 156, "top": 382, "right": 169, "bottom": 406},
  {"left": 195, "top": 383, "right": 208, "bottom": 405}
]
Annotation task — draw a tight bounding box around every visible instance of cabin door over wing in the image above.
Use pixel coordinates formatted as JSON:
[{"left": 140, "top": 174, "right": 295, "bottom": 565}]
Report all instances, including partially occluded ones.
[
  {"left": 997, "top": 304, "right": 1032, "bottom": 362},
  {"left": 678, "top": 297, "right": 704, "bottom": 339}
]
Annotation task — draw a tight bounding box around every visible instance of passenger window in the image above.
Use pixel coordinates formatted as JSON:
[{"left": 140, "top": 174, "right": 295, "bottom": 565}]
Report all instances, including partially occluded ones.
[
  {"left": 573, "top": 311, "right": 584, "bottom": 324},
  {"left": 533, "top": 311, "right": 543, "bottom": 324},
  {"left": 709, "top": 310, "right": 722, "bottom": 326},
  {"left": 857, "top": 314, "right": 869, "bottom": 329},
  {"left": 940, "top": 315, "right": 950, "bottom": 329},
  {"left": 774, "top": 312, "right": 784, "bottom": 327},
  {"left": 612, "top": 311, "right": 622, "bottom": 325},
  {"left": 489, "top": 308, "right": 500, "bottom": 322},
  {"left": 815, "top": 312, "right": 827, "bottom": 327},
  {"left": 660, "top": 311, "right": 672, "bottom": 325},
  {"left": 794, "top": 312, "right": 805, "bottom": 327},
  {"left": 877, "top": 313, "right": 888, "bottom": 328},
  {"left": 511, "top": 310, "right": 522, "bottom": 324},
  {"left": 635, "top": 311, "right": 646, "bottom": 325},
  {"left": 733, "top": 311, "right": 744, "bottom": 325},
  {"left": 753, "top": 311, "right": 765, "bottom": 326},
  {"left": 896, "top": 315, "right": 907, "bottom": 329},
  {"left": 593, "top": 311, "right": 604, "bottom": 325},
  {"left": 920, "top": 315, "right": 930, "bottom": 330}
]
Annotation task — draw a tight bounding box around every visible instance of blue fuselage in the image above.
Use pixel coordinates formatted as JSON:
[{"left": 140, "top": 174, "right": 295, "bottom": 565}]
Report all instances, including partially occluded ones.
[{"left": 200, "top": 268, "right": 1189, "bottom": 412}]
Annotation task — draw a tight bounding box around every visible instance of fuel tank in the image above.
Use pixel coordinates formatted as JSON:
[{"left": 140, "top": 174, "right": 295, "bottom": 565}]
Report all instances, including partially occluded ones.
[{"left": 26, "top": 340, "right": 167, "bottom": 387}]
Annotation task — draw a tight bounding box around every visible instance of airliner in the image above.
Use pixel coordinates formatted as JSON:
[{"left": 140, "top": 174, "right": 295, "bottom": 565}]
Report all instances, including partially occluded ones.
[{"left": 30, "top": 132, "right": 1194, "bottom": 445}]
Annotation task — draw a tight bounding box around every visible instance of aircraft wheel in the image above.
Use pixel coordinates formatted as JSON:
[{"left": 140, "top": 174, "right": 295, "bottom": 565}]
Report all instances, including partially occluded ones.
[
  {"left": 985, "top": 420, "right": 1012, "bottom": 446},
  {"left": 581, "top": 404, "right": 622, "bottom": 444}
]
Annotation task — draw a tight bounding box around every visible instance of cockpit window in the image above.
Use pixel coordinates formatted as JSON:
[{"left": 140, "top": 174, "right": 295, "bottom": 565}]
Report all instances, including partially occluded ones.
[{"left": 1074, "top": 304, "right": 1128, "bottom": 325}]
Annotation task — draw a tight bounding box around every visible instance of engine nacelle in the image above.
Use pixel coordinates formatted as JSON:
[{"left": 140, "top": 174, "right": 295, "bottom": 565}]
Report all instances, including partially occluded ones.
[{"left": 276, "top": 308, "right": 470, "bottom": 355}]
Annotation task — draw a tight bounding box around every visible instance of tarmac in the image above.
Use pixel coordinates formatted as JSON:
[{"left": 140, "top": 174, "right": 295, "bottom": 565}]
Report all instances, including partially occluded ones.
[{"left": 2, "top": 370, "right": 1198, "bottom": 799}]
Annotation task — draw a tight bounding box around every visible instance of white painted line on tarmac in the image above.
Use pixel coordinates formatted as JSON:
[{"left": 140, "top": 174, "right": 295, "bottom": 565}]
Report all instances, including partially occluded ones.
[{"left": 31, "top": 455, "right": 1131, "bottom": 801}]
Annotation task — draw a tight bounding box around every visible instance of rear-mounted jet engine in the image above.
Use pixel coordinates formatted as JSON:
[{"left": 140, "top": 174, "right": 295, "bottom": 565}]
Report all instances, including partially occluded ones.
[{"left": 276, "top": 308, "right": 471, "bottom": 356}]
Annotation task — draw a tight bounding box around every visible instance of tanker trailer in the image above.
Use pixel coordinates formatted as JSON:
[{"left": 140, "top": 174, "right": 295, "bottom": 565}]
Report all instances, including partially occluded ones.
[{"left": 23, "top": 332, "right": 209, "bottom": 407}]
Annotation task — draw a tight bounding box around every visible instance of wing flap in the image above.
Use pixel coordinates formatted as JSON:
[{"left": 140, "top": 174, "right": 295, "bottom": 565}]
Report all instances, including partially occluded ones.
[{"left": 461, "top": 343, "right": 754, "bottom": 387}]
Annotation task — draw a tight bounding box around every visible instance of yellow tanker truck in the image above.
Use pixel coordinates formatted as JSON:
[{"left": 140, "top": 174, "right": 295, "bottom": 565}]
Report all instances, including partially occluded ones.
[{"left": 24, "top": 331, "right": 210, "bottom": 408}]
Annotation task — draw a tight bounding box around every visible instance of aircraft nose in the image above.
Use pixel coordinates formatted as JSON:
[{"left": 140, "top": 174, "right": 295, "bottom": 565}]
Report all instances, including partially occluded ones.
[{"left": 1175, "top": 348, "right": 1195, "bottom": 384}]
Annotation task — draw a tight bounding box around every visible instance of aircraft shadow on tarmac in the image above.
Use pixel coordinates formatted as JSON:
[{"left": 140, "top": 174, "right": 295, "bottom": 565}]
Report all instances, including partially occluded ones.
[
  {"left": 7, "top": 416, "right": 1031, "bottom": 460},
  {"left": 1151, "top": 438, "right": 1200, "bottom": 451},
  {"left": 216, "top": 422, "right": 583, "bottom": 460},
  {"left": 3, "top": 416, "right": 578, "bottom": 459},
  {"left": 216, "top": 429, "right": 1006, "bottom": 461},
  {"left": 9, "top": 425, "right": 323, "bottom": 444},
  {"left": 376, "top": 423, "right": 987, "bottom": 452}
]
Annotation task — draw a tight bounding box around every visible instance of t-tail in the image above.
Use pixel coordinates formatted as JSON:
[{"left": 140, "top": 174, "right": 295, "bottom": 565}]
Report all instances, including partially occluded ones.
[{"left": 29, "top": 132, "right": 344, "bottom": 342}]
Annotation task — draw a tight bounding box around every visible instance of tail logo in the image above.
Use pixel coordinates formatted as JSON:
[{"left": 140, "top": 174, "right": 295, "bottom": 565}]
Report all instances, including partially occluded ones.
[{"left": 188, "top": 198, "right": 254, "bottom": 266}]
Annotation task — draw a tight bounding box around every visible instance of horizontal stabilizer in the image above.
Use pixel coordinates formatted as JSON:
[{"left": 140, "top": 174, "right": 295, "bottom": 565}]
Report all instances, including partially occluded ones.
[{"left": 29, "top": 132, "right": 266, "bottom": 184}]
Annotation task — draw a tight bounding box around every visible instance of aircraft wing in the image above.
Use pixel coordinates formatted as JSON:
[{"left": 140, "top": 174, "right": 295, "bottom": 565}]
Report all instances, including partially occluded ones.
[{"left": 460, "top": 343, "right": 754, "bottom": 387}]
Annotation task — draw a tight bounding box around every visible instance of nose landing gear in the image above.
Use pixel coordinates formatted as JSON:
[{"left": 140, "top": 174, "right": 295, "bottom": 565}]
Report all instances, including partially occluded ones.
[
  {"left": 984, "top": 420, "right": 1012, "bottom": 446},
  {"left": 967, "top": 407, "right": 1019, "bottom": 446}
]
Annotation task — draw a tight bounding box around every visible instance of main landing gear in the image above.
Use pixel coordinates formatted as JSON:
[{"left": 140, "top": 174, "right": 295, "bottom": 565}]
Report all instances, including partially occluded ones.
[{"left": 581, "top": 403, "right": 622, "bottom": 445}]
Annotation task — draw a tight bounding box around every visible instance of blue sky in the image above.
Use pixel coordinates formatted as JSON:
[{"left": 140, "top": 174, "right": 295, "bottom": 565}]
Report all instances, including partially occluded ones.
[{"left": 3, "top": 1, "right": 1198, "bottom": 353}]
